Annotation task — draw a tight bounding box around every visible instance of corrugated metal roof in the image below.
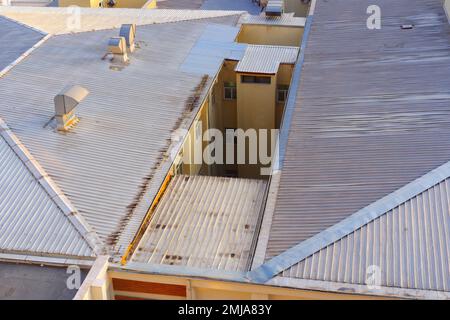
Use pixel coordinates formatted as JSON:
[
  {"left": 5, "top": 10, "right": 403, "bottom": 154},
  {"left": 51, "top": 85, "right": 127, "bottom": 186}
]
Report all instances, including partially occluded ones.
[
  {"left": 0, "top": 6, "right": 244, "bottom": 35},
  {"left": 0, "top": 262, "right": 88, "bottom": 300},
  {"left": 235, "top": 44, "right": 299, "bottom": 74},
  {"left": 180, "top": 23, "right": 247, "bottom": 75},
  {"left": 283, "top": 176, "right": 450, "bottom": 292},
  {"left": 0, "top": 133, "right": 94, "bottom": 258},
  {"left": 239, "top": 13, "right": 306, "bottom": 27},
  {"left": 265, "top": 0, "right": 450, "bottom": 258},
  {"left": 0, "top": 18, "right": 236, "bottom": 257},
  {"left": 0, "top": 15, "right": 44, "bottom": 71},
  {"left": 131, "top": 175, "right": 267, "bottom": 272}
]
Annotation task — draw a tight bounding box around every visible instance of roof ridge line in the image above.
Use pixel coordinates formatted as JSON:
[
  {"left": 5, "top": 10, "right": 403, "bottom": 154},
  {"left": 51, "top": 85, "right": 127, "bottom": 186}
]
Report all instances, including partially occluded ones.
[
  {"left": 0, "top": 118, "right": 103, "bottom": 256},
  {"left": 246, "top": 159, "right": 450, "bottom": 283}
]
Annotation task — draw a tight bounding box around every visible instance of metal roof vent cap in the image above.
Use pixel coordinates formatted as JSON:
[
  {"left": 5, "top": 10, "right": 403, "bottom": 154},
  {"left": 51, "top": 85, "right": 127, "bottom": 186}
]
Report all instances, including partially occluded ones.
[
  {"left": 54, "top": 85, "right": 89, "bottom": 131},
  {"left": 266, "top": 0, "right": 284, "bottom": 17},
  {"left": 119, "top": 24, "right": 136, "bottom": 53},
  {"left": 108, "top": 36, "right": 128, "bottom": 63}
]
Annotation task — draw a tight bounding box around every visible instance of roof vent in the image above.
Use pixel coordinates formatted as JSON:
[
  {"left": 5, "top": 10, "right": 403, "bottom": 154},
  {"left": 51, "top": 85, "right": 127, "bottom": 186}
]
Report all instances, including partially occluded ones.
[
  {"left": 266, "top": 0, "right": 284, "bottom": 17},
  {"left": 119, "top": 24, "right": 136, "bottom": 53},
  {"left": 108, "top": 36, "right": 128, "bottom": 63},
  {"left": 54, "top": 85, "right": 89, "bottom": 131}
]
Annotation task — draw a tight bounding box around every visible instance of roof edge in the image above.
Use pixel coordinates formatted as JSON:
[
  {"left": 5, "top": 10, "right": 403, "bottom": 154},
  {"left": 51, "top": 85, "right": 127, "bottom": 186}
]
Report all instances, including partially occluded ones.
[
  {"left": 268, "top": 276, "right": 450, "bottom": 300},
  {"left": 0, "top": 252, "right": 94, "bottom": 268}
]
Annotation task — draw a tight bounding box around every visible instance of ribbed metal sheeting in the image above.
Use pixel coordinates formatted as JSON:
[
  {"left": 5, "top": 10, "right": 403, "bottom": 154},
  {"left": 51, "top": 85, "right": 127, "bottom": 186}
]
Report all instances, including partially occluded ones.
[
  {"left": 0, "top": 136, "right": 93, "bottom": 258},
  {"left": 0, "top": 15, "right": 43, "bottom": 71},
  {"left": 266, "top": 0, "right": 450, "bottom": 258},
  {"left": 0, "top": 6, "right": 244, "bottom": 35},
  {"left": 235, "top": 45, "right": 299, "bottom": 74},
  {"left": 132, "top": 175, "right": 267, "bottom": 272},
  {"left": 0, "top": 19, "right": 235, "bottom": 253},
  {"left": 283, "top": 177, "right": 450, "bottom": 292}
]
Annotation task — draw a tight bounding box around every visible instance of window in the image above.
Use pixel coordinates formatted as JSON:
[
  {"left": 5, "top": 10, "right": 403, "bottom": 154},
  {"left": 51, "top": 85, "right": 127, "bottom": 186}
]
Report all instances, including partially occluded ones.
[
  {"left": 241, "top": 75, "right": 271, "bottom": 84},
  {"left": 277, "top": 85, "right": 289, "bottom": 103},
  {"left": 223, "top": 82, "right": 237, "bottom": 100}
]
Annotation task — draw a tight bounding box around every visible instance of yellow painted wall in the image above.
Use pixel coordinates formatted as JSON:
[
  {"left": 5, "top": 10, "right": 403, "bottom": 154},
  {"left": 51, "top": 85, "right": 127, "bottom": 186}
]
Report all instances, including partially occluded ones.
[
  {"left": 237, "top": 25, "right": 303, "bottom": 47},
  {"left": 181, "top": 98, "right": 210, "bottom": 176},
  {"left": 142, "top": 0, "right": 157, "bottom": 8},
  {"left": 109, "top": 0, "right": 151, "bottom": 8},
  {"left": 214, "top": 61, "right": 239, "bottom": 133},
  {"left": 173, "top": 61, "right": 294, "bottom": 179},
  {"left": 208, "top": 61, "right": 239, "bottom": 176}
]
